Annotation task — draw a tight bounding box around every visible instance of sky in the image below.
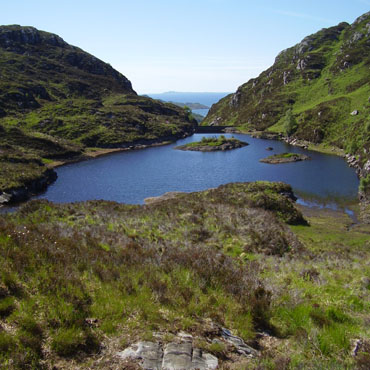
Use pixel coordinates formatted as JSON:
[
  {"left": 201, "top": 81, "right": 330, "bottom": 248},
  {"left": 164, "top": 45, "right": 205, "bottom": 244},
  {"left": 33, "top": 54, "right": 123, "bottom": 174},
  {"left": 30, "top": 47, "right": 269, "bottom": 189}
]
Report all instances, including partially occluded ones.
[{"left": 1, "top": 0, "right": 369, "bottom": 93}]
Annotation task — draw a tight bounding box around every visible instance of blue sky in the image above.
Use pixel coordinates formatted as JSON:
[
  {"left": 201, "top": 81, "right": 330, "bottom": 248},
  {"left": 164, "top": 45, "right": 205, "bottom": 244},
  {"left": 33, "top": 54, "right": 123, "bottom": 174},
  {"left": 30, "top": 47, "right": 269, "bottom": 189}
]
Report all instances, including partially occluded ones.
[{"left": 1, "top": 0, "right": 369, "bottom": 93}]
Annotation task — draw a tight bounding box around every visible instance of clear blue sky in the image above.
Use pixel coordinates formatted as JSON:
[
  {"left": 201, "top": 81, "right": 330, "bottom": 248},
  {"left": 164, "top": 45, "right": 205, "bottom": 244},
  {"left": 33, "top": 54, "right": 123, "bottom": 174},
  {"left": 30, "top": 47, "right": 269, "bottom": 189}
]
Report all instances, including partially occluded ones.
[{"left": 1, "top": 0, "right": 369, "bottom": 93}]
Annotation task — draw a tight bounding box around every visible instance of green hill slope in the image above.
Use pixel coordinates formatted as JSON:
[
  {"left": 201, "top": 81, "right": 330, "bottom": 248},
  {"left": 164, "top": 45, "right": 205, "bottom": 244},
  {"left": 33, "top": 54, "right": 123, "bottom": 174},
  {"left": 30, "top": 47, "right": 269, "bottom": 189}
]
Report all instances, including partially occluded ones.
[
  {"left": 203, "top": 12, "right": 370, "bottom": 172},
  {"left": 0, "top": 25, "right": 196, "bottom": 199}
]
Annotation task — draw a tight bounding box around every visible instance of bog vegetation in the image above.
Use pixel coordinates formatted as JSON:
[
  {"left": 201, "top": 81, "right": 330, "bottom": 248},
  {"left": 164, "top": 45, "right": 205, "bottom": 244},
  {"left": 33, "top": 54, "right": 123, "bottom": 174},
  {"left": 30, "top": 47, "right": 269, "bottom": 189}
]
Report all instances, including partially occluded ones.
[{"left": 0, "top": 182, "right": 369, "bottom": 368}]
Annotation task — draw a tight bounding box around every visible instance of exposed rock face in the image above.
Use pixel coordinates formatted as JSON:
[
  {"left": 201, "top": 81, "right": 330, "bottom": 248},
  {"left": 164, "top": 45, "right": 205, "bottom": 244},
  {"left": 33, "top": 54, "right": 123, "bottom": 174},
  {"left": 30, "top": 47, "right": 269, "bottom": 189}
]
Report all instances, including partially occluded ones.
[
  {"left": 117, "top": 327, "right": 260, "bottom": 369},
  {"left": 117, "top": 341, "right": 218, "bottom": 370}
]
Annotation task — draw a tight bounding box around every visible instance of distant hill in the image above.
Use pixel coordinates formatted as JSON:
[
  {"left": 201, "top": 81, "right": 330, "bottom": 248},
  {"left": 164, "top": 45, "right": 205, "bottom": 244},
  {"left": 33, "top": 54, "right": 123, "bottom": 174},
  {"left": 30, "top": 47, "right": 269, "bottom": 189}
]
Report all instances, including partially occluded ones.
[
  {"left": 203, "top": 12, "right": 370, "bottom": 173},
  {"left": 169, "top": 102, "right": 209, "bottom": 109}
]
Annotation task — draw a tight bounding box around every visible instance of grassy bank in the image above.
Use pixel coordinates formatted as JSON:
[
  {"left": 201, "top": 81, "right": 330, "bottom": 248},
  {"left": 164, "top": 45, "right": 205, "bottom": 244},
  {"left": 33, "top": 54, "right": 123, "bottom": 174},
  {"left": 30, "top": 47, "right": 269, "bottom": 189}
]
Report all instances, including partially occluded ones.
[{"left": 175, "top": 135, "right": 248, "bottom": 151}]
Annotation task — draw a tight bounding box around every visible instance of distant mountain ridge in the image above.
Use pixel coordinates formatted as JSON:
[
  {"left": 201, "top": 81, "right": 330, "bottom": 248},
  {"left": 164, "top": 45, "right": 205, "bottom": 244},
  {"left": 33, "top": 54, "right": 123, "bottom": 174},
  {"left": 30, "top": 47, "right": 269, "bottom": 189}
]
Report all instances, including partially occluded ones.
[
  {"left": 203, "top": 12, "right": 370, "bottom": 173},
  {"left": 147, "top": 92, "right": 230, "bottom": 107}
]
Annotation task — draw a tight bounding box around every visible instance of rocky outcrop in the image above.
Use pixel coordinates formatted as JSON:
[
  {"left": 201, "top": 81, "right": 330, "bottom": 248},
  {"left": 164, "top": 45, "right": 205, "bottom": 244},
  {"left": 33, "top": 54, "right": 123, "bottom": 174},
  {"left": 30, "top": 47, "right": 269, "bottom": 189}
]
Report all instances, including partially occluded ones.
[
  {"left": 118, "top": 341, "right": 218, "bottom": 370},
  {"left": 117, "top": 327, "right": 259, "bottom": 369},
  {"left": 0, "top": 168, "right": 57, "bottom": 205}
]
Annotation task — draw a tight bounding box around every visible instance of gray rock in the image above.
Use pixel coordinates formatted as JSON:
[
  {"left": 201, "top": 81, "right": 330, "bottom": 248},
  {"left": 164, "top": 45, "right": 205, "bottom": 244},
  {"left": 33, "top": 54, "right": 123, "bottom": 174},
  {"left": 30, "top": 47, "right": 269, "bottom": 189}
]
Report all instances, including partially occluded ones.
[
  {"left": 118, "top": 341, "right": 163, "bottom": 370},
  {"left": 352, "top": 12, "right": 370, "bottom": 26},
  {"left": 162, "top": 342, "right": 192, "bottom": 369},
  {"left": 221, "top": 328, "right": 258, "bottom": 357},
  {"left": 296, "top": 58, "right": 307, "bottom": 71},
  {"left": 192, "top": 349, "right": 218, "bottom": 370},
  {"left": 366, "top": 23, "right": 370, "bottom": 36},
  {"left": 283, "top": 71, "right": 290, "bottom": 85},
  {"left": 230, "top": 91, "right": 241, "bottom": 107},
  {"left": 117, "top": 340, "right": 218, "bottom": 370},
  {"left": 350, "top": 32, "right": 364, "bottom": 44},
  {"left": 0, "top": 192, "right": 11, "bottom": 204}
]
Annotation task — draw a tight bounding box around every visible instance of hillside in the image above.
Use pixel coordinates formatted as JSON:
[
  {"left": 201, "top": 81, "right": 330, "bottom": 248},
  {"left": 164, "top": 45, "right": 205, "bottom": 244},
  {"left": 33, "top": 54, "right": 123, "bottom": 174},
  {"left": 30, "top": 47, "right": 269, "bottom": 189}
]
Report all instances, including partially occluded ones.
[
  {"left": 0, "top": 25, "right": 196, "bottom": 200},
  {"left": 1, "top": 181, "right": 369, "bottom": 368},
  {"left": 203, "top": 12, "right": 370, "bottom": 175}
]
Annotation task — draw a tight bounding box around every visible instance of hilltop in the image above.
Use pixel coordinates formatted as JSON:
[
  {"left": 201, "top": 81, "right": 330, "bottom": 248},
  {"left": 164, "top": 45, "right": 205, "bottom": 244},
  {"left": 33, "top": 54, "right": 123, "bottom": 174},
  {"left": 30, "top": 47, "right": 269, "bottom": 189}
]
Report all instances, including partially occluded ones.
[
  {"left": 0, "top": 25, "right": 196, "bottom": 201},
  {"left": 203, "top": 12, "right": 370, "bottom": 185}
]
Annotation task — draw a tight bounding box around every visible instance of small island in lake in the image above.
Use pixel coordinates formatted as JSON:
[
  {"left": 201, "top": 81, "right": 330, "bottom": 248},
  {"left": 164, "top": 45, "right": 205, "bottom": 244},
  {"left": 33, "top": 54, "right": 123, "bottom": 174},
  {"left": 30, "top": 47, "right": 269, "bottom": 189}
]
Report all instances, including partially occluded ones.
[
  {"left": 260, "top": 152, "right": 310, "bottom": 164},
  {"left": 175, "top": 135, "right": 248, "bottom": 152}
]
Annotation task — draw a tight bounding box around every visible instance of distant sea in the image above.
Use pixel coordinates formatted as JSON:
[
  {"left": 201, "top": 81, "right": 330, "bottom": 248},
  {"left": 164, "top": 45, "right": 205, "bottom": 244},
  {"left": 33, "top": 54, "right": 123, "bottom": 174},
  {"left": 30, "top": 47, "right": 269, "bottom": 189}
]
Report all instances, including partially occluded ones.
[{"left": 146, "top": 91, "right": 230, "bottom": 117}]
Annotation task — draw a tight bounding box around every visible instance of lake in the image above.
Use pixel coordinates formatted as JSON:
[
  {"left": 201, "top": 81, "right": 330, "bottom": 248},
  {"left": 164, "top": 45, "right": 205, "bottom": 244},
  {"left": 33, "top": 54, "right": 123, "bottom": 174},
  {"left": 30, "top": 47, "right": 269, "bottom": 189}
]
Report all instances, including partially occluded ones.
[{"left": 33, "top": 133, "right": 359, "bottom": 209}]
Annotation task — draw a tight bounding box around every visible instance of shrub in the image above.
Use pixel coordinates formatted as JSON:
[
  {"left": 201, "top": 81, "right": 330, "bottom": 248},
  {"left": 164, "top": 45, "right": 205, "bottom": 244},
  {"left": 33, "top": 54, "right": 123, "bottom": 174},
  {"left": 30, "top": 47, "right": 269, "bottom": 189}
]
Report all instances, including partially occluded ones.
[
  {"left": 359, "top": 174, "right": 370, "bottom": 195},
  {"left": 0, "top": 331, "right": 16, "bottom": 353},
  {"left": 0, "top": 297, "right": 15, "bottom": 318},
  {"left": 283, "top": 109, "right": 298, "bottom": 136},
  {"left": 51, "top": 327, "right": 99, "bottom": 357}
]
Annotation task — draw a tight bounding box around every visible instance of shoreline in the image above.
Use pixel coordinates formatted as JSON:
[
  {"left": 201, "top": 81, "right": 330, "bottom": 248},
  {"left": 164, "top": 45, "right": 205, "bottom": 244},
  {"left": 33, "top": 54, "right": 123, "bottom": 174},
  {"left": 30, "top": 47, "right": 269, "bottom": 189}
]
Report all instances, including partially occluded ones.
[
  {"left": 46, "top": 140, "right": 176, "bottom": 169},
  {"left": 0, "top": 135, "right": 189, "bottom": 207},
  {"left": 1, "top": 131, "right": 363, "bottom": 217}
]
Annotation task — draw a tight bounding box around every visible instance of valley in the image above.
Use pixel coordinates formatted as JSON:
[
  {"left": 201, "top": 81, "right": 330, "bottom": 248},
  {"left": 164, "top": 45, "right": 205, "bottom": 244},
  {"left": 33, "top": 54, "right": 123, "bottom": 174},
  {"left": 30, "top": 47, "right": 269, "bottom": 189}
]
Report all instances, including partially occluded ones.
[{"left": 0, "top": 12, "right": 370, "bottom": 369}]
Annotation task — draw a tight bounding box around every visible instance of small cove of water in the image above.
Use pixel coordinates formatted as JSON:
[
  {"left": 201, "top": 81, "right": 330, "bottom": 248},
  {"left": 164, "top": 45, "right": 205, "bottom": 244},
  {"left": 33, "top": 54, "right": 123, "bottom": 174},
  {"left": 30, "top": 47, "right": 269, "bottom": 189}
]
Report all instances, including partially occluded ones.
[{"left": 31, "top": 133, "right": 359, "bottom": 210}]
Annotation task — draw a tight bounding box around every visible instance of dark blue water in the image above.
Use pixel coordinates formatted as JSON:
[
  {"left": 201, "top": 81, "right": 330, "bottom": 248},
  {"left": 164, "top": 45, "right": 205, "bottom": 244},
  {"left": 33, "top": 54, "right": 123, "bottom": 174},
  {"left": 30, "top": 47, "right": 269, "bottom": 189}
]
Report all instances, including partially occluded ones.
[{"left": 34, "top": 133, "right": 359, "bottom": 206}]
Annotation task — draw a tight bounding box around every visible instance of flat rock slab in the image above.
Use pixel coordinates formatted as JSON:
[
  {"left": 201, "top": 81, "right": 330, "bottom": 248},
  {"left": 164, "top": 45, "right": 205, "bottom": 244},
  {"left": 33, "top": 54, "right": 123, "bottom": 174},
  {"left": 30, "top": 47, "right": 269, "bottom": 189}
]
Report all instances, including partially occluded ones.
[
  {"left": 221, "top": 328, "right": 258, "bottom": 357},
  {"left": 117, "top": 341, "right": 218, "bottom": 370}
]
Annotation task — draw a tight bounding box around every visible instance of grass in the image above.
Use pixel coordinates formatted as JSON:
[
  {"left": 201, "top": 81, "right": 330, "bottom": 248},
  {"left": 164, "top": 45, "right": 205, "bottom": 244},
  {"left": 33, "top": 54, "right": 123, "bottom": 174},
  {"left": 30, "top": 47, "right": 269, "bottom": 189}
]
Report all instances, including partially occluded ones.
[
  {"left": 0, "top": 181, "right": 305, "bottom": 367},
  {"left": 248, "top": 205, "right": 370, "bottom": 368},
  {"left": 175, "top": 135, "right": 248, "bottom": 151},
  {"left": 0, "top": 181, "right": 369, "bottom": 368},
  {"left": 260, "top": 152, "right": 310, "bottom": 164}
]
